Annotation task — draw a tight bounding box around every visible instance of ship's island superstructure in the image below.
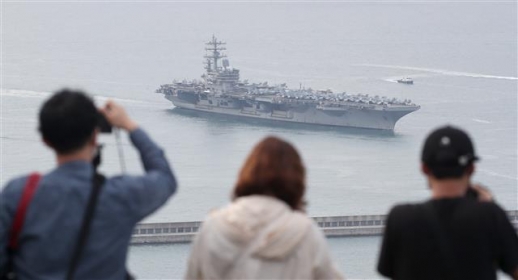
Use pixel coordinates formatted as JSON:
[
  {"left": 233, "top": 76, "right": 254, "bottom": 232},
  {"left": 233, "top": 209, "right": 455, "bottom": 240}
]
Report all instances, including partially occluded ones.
[{"left": 156, "top": 36, "right": 420, "bottom": 130}]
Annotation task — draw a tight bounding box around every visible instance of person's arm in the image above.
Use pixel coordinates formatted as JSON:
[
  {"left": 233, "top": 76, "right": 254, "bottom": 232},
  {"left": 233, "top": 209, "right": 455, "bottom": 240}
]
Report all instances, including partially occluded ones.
[
  {"left": 0, "top": 179, "right": 23, "bottom": 275},
  {"left": 311, "top": 223, "right": 344, "bottom": 279},
  {"left": 0, "top": 189, "right": 10, "bottom": 274},
  {"left": 101, "top": 101, "right": 177, "bottom": 219},
  {"left": 185, "top": 219, "right": 210, "bottom": 280},
  {"left": 493, "top": 205, "right": 518, "bottom": 278},
  {"left": 377, "top": 206, "right": 399, "bottom": 279},
  {"left": 469, "top": 184, "right": 493, "bottom": 202}
]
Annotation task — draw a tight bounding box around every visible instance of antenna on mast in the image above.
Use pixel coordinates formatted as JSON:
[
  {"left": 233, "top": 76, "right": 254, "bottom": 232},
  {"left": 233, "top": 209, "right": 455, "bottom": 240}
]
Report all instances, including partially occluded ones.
[{"left": 204, "top": 35, "right": 226, "bottom": 72}]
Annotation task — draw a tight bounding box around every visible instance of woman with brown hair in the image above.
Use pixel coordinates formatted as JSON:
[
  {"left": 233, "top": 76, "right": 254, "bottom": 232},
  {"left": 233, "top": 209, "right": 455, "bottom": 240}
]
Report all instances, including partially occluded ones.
[{"left": 185, "top": 136, "right": 343, "bottom": 279}]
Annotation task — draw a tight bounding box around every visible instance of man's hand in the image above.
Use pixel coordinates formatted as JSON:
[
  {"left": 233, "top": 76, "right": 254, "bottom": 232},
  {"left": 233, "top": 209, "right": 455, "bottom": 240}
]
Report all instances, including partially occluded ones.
[
  {"left": 471, "top": 184, "right": 493, "bottom": 202},
  {"left": 100, "top": 100, "right": 138, "bottom": 132}
]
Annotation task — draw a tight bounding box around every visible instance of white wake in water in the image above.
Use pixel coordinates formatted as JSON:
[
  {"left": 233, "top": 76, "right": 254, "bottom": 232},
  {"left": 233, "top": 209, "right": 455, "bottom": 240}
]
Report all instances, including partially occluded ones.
[
  {"left": 0, "top": 89, "right": 51, "bottom": 99},
  {"left": 383, "top": 73, "right": 438, "bottom": 83},
  {"left": 355, "top": 64, "right": 518, "bottom": 81},
  {"left": 0, "top": 89, "right": 164, "bottom": 108},
  {"left": 472, "top": 118, "right": 492, "bottom": 124},
  {"left": 479, "top": 169, "right": 518, "bottom": 181}
]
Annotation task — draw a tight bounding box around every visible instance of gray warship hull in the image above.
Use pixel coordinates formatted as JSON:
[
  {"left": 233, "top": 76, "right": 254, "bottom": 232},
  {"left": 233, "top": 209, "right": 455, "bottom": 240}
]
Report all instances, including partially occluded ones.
[{"left": 166, "top": 91, "right": 417, "bottom": 130}]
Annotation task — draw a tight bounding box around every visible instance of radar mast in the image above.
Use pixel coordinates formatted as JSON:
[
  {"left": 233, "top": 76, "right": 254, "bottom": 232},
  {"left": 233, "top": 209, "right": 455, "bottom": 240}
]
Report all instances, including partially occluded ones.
[{"left": 204, "top": 35, "right": 226, "bottom": 73}]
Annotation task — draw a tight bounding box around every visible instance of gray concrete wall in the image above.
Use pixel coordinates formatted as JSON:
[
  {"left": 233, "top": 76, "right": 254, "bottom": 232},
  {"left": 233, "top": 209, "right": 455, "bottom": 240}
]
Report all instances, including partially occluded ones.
[{"left": 130, "top": 210, "right": 518, "bottom": 245}]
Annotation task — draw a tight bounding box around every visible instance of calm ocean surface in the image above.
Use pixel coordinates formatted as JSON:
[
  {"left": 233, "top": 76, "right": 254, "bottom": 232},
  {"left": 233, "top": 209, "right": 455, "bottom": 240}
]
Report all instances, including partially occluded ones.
[{"left": 2, "top": 2, "right": 517, "bottom": 279}]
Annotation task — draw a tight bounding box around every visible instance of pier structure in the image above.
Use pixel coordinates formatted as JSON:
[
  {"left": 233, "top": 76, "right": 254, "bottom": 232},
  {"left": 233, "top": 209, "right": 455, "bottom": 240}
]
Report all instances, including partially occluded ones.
[{"left": 131, "top": 210, "right": 518, "bottom": 245}]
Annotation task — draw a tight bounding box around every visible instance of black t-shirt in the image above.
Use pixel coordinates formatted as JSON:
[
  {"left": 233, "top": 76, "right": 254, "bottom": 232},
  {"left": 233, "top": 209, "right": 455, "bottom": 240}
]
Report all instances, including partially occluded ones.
[{"left": 378, "top": 198, "right": 518, "bottom": 280}]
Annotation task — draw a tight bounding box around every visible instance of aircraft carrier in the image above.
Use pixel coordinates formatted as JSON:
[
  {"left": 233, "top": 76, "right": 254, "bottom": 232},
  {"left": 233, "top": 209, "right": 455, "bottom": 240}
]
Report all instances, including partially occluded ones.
[{"left": 156, "top": 36, "right": 420, "bottom": 130}]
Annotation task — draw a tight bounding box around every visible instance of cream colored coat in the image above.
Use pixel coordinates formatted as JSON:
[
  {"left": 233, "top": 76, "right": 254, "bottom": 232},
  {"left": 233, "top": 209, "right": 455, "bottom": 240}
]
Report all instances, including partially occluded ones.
[{"left": 185, "top": 195, "right": 344, "bottom": 279}]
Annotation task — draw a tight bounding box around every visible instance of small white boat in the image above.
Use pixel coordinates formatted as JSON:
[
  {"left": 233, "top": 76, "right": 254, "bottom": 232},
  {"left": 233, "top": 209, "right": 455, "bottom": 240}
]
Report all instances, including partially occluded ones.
[{"left": 397, "top": 77, "right": 414, "bottom": 84}]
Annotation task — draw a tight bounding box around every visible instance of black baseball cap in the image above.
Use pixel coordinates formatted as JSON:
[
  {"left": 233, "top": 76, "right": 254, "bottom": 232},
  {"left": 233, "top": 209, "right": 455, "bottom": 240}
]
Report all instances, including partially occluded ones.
[{"left": 421, "top": 125, "right": 479, "bottom": 168}]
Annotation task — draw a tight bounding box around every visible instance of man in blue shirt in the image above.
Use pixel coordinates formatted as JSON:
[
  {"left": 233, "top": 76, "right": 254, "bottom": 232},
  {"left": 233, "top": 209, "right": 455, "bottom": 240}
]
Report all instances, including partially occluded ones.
[{"left": 0, "top": 89, "right": 177, "bottom": 279}]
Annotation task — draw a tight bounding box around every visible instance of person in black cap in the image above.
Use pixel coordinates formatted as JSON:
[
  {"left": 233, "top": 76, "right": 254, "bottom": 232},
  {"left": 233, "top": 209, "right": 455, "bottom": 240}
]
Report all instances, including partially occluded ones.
[{"left": 377, "top": 125, "right": 518, "bottom": 280}]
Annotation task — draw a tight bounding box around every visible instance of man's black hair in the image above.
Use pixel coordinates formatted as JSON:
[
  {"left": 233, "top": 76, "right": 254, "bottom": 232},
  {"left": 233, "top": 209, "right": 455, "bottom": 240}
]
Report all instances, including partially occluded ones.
[
  {"left": 39, "top": 89, "right": 98, "bottom": 154},
  {"left": 427, "top": 165, "right": 468, "bottom": 179}
]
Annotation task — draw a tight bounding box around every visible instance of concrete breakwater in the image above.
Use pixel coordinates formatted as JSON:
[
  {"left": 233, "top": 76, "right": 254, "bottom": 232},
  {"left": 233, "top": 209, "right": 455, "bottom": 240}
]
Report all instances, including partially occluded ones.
[{"left": 131, "top": 210, "right": 518, "bottom": 245}]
